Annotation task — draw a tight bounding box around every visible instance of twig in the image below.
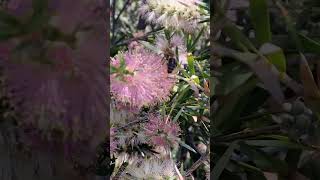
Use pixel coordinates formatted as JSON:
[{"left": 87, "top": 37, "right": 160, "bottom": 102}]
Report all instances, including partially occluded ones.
[
  {"left": 115, "top": 27, "right": 163, "bottom": 46},
  {"left": 212, "top": 125, "right": 281, "bottom": 142},
  {"left": 174, "top": 163, "right": 184, "bottom": 180},
  {"left": 112, "top": 162, "right": 128, "bottom": 180},
  {"left": 115, "top": 118, "right": 148, "bottom": 132},
  {"left": 184, "top": 153, "right": 210, "bottom": 177}
]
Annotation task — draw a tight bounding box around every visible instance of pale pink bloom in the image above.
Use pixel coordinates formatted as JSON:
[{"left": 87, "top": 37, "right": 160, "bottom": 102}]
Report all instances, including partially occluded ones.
[
  {"left": 111, "top": 49, "right": 175, "bottom": 109},
  {"left": 122, "top": 157, "right": 177, "bottom": 179},
  {"left": 140, "top": 0, "right": 204, "bottom": 32},
  {"left": 144, "top": 114, "right": 180, "bottom": 148}
]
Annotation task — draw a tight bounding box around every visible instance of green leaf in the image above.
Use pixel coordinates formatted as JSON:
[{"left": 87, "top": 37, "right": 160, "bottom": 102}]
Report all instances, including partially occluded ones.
[
  {"left": 300, "top": 53, "right": 320, "bottom": 117},
  {"left": 216, "top": 63, "right": 253, "bottom": 95},
  {"left": 275, "top": 1, "right": 302, "bottom": 51},
  {"left": 189, "top": 27, "right": 205, "bottom": 51},
  {"left": 173, "top": 107, "right": 184, "bottom": 122},
  {"left": 300, "top": 53, "right": 320, "bottom": 98},
  {"left": 249, "top": 0, "right": 272, "bottom": 45},
  {"left": 214, "top": 77, "right": 257, "bottom": 131},
  {"left": 177, "top": 140, "right": 197, "bottom": 153},
  {"left": 222, "top": 22, "right": 257, "bottom": 52},
  {"left": 239, "top": 142, "right": 289, "bottom": 175},
  {"left": 299, "top": 33, "right": 320, "bottom": 53},
  {"left": 110, "top": 65, "right": 118, "bottom": 74},
  {"left": 187, "top": 54, "right": 196, "bottom": 75},
  {"left": 213, "top": 44, "right": 287, "bottom": 101},
  {"left": 259, "top": 43, "right": 286, "bottom": 73},
  {"left": 245, "top": 140, "right": 311, "bottom": 150},
  {"left": 211, "top": 141, "right": 238, "bottom": 180}
]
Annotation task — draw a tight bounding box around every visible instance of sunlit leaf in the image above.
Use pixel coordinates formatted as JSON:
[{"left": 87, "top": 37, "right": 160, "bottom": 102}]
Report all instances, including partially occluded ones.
[{"left": 259, "top": 43, "right": 286, "bottom": 73}]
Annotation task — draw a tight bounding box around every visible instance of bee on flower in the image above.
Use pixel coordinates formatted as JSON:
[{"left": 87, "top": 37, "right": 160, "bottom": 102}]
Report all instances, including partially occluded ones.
[
  {"left": 155, "top": 34, "right": 188, "bottom": 71},
  {"left": 110, "top": 48, "right": 175, "bottom": 109}
]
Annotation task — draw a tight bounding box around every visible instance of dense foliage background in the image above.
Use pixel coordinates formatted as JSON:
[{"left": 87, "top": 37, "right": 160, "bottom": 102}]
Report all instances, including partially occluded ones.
[{"left": 212, "top": 0, "right": 320, "bottom": 179}]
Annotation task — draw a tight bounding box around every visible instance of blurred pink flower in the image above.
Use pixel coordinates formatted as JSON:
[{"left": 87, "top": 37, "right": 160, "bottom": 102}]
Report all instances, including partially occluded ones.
[
  {"left": 111, "top": 49, "right": 174, "bottom": 109},
  {"left": 144, "top": 114, "right": 180, "bottom": 148},
  {"left": 0, "top": 0, "right": 108, "bottom": 146}
]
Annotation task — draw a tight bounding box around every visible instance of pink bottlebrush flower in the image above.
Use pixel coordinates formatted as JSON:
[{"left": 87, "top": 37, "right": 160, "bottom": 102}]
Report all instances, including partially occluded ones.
[
  {"left": 144, "top": 114, "right": 181, "bottom": 148},
  {"left": 111, "top": 49, "right": 175, "bottom": 109},
  {"left": 0, "top": 0, "right": 108, "bottom": 148}
]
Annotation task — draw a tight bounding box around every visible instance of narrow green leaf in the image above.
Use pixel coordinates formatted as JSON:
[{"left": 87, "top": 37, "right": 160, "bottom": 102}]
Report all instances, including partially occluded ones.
[
  {"left": 222, "top": 22, "right": 257, "bottom": 52},
  {"left": 187, "top": 55, "right": 196, "bottom": 75},
  {"left": 211, "top": 141, "right": 238, "bottom": 180},
  {"left": 177, "top": 140, "right": 197, "bottom": 153},
  {"left": 214, "top": 77, "right": 257, "bottom": 131},
  {"left": 189, "top": 27, "right": 205, "bottom": 51},
  {"left": 216, "top": 63, "right": 253, "bottom": 95},
  {"left": 275, "top": 1, "right": 302, "bottom": 51},
  {"left": 300, "top": 53, "right": 320, "bottom": 99},
  {"left": 300, "top": 53, "right": 320, "bottom": 117},
  {"left": 245, "top": 140, "right": 310, "bottom": 150},
  {"left": 173, "top": 107, "right": 184, "bottom": 122},
  {"left": 239, "top": 142, "right": 289, "bottom": 175},
  {"left": 299, "top": 33, "right": 320, "bottom": 53},
  {"left": 249, "top": 0, "right": 272, "bottom": 45}
]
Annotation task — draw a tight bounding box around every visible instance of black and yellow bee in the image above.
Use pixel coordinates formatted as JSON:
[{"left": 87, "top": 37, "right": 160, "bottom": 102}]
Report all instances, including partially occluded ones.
[
  {"left": 162, "top": 46, "right": 178, "bottom": 73},
  {"left": 167, "top": 57, "right": 177, "bottom": 73}
]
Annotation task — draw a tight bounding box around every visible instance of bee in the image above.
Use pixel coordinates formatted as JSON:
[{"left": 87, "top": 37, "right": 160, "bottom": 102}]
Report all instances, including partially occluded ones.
[
  {"left": 167, "top": 57, "right": 177, "bottom": 73},
  {"left": 162, "top": 47, "right": 178, "bottom": 73}
]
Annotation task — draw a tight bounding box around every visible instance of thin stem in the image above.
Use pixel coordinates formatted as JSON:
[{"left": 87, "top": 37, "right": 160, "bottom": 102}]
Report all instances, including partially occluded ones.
[
  {"left": 111, "top": 0, "right": 117, "bottom": 42},
  {"left": 114, "top": 0, "right": 131, "bottom": 23}
]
